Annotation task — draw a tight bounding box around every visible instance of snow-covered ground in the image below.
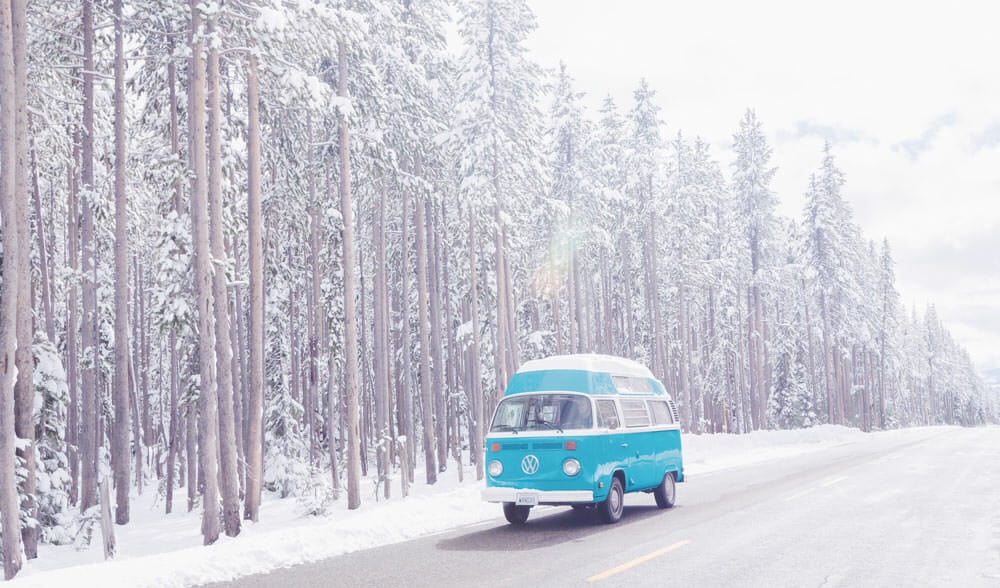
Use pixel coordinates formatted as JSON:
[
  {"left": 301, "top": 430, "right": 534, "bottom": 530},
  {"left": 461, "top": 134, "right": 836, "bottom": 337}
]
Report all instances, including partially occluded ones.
[{"left": 10, "top": 425, "right": 939, "bottom": 587}]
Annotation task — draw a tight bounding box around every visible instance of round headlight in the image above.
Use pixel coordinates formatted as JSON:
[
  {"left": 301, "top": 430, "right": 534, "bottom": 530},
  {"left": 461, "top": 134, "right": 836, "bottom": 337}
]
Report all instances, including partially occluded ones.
[
  {"left": 489, "top": 460, "right": 503, "bottom": 477},
  {"left": 562, "top": 458, "right": 581, "bottom": 476}
]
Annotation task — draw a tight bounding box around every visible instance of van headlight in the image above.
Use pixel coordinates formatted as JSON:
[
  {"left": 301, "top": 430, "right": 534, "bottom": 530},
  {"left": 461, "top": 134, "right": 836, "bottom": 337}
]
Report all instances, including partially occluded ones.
[
  {"left": 562, "top": 458, "right": 581, "bottom": 476},
  {"left": 489, "top": 460, "right": 503, "bottom": 477}
]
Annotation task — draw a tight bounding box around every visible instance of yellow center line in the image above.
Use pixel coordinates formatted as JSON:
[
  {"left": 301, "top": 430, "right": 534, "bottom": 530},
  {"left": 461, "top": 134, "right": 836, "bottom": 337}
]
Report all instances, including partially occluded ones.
[{"left": 586, "top": 539, "right": 692, "bottom": 582}]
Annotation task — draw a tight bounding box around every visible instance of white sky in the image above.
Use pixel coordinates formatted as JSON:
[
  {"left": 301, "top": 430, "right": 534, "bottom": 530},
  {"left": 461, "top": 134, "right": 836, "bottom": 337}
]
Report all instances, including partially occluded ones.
[{"left": 524, "top": 0, "right": 1000, "bottom": 373}]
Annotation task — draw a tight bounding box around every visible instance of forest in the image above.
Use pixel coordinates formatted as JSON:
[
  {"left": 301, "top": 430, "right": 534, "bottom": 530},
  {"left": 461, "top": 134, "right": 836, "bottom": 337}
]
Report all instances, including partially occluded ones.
[{"left": 0, "top": 0, "right": 996, "bottom": 580}]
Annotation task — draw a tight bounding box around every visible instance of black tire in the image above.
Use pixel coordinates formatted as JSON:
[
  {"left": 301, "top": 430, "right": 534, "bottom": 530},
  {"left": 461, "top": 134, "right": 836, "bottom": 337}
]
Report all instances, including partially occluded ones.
[
  {"left": 503, "top": 502, "right": 531, "bottom": 525},
  {"left": 654, "top": 472, "right": 676, "bottom": 509},
  {"left": 598, "top": 476, "right": 624, "bottom": 524},
  {"left": 570, "top": 504, "right": 589, "bottom": 512}
]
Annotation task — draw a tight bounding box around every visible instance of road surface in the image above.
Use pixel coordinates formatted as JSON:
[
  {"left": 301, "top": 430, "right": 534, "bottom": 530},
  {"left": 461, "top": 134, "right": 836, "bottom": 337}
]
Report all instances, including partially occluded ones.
[{"left": 207, "top": 427, "right": 1000, "bottom": 587}]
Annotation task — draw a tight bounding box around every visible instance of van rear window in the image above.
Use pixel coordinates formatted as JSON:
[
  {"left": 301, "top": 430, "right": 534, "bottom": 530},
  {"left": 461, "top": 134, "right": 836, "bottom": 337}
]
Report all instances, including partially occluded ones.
[{"left": 647, "top": 400, "right": 673, "bottom": 425}]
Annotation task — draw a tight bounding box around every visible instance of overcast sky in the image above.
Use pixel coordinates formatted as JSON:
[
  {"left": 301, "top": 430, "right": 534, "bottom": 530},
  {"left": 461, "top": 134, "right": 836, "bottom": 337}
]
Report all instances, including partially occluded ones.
[{"left": 523, "top": 0, "right": 1000, "bottom": 373}]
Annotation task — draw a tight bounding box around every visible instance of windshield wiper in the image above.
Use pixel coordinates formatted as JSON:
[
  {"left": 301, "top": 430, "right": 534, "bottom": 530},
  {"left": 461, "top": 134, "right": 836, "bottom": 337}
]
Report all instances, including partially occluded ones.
[
  {"left": 492, "top": 424, "right": 519, "bottom": 435},
  {"left": 536, "top": 421, "right": 564, "bottom": 434}
]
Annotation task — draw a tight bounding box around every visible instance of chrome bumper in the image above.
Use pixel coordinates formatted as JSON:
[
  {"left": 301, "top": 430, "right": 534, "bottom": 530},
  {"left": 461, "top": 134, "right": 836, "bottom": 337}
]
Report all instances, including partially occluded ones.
[{"left": 481, "top": 487, "right": 594, "bottom": 504}]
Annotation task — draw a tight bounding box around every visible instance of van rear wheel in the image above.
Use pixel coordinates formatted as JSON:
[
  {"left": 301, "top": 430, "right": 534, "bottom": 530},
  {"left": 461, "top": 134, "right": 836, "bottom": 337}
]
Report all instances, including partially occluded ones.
[
  {"left": 654, "top": 472, "right": 676, "bottom": 509},
  {"left": 503, "top": 502, "right": 531, "bottom": 525},
  {"left": 598, "top": 476, "right": 624, "bottom": 524}
]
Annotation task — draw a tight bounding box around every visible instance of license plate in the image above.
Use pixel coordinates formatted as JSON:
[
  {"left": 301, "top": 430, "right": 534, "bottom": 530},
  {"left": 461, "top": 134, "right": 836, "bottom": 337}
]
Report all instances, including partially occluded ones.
[{"left": 515, "top": 493, "right": 539, "bottom": 506}]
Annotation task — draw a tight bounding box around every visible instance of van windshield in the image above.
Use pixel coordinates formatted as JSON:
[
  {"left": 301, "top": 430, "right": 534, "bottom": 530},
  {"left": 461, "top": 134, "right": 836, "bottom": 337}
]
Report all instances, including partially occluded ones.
[{"left": 490, "top": 394, "right": 593, "bottom": 432}]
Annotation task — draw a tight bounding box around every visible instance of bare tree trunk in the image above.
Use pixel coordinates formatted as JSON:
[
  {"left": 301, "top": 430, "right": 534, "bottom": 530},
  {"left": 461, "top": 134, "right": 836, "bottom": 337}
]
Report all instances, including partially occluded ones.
[
  {"left": 9, "top": 0, "right": 36, "bottom": 559},
  {"left": 166, "top": 332, "right": 178, "bottom": 514},
  {"left": 136, "top": 260, "right": 150, "bottom": 488},
  {"left": 415, "top": 192, "right": 437, "bottom": 485},
  {"left": 467, "top": 208, "right": 484, "bottom": 481},
  {"left": 502, "top": 229, "right": 518, "bottom": 377},
  {"left": 337, "top": 40, "right": 363, "bottom": 509},
  {"left": 492, "top": 205, "right": 508, "bottom": 406},
  {"left": 111, "top": 0, "right": 132, "bottom": 525},
  {"left": 29, "top": 116, "right": 55, "bottom": 343},
  {"left": 165, "top": 47, "right": 182, "bottom": 515},
  {"left": 427, "top": 201, "right": 447, "bottom": 472},
  {"left": 0, "top": 0, "right": 25, "bottom": 573},
  {"left": 373, "top": 187, "right": 390, "bottom": 498},
  {"left": 127, "top": 354, "right": 142, "bottom": 494},
  {"left": 78, "top": 0, "right": 100, "bottom": 519},
  {"left": 439, "top": 201, "right": 462, "bottom": 479},
  {"left": 398, "top": 181, "right": 415, "bottom": 483},
  {"left": 67, "top": 131, "right": 81, "bottom": 506},
  {"left": 227, "top": 245, "right": 246, "bottom": 495},
  {"left": 186, "top": 388, "right": 198, "bottom": 512},
  {"left": 244, "top": 54, "right": 264, "bottom": 523},
  {"left": 189, "top": 0, "right": 221, "bottom": 544},
  {"left": 206, "top": 18, "right": 241, "bottom": 538},
  {"left": 99, "top": 470, "right": 116, "bottom": 560},
  {"left": 307, "top": 157, "right": 321, "bottom": 468}
]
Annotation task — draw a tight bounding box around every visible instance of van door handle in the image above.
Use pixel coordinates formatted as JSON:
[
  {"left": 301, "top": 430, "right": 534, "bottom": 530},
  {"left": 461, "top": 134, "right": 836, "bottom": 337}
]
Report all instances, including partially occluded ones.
[{"left": 621, "top": 443, "right": 629, "bottom": 448}]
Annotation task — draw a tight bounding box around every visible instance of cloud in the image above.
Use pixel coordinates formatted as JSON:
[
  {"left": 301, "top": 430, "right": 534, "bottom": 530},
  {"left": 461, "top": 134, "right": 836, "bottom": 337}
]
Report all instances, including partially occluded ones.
[
  {"left": 893, "top": 113, "right": 958, "bottom": 160},
  {"left": 973, "top": 122, "right": 1000, "bottom": 151},
  {"left": 775, "top": 121, "right": 875, "bottom": 146}
]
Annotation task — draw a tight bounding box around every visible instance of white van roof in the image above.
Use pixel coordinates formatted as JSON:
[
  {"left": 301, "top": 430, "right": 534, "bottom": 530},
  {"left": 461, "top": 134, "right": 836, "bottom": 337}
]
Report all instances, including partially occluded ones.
[{"left": 516, "top": 354, "right": 654, "bottom": 379}]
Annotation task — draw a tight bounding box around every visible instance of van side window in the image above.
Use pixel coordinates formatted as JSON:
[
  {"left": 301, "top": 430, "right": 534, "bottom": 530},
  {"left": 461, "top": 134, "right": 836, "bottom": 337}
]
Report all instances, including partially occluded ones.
[
  {"left": 596, "top": 400, "right": 620, "bottom": 430},
  {"left": 621, "top": 399, "right": 651, "bottom": 427},
  {"left": 647, "top": 400, "right": 673, "bottom": 425}
]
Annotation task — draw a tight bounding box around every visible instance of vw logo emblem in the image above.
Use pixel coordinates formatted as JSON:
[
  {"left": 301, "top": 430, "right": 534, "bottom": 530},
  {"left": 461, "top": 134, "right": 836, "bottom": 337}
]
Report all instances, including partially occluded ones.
[{"left": 521, "top": 454, "right": 540, "bottom": 475}]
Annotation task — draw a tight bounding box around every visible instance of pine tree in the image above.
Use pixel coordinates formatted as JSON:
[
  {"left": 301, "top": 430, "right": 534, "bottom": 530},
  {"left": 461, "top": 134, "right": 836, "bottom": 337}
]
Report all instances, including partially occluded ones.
[{"left": 731, "top": 109, "right": 778, "bottom": 430}]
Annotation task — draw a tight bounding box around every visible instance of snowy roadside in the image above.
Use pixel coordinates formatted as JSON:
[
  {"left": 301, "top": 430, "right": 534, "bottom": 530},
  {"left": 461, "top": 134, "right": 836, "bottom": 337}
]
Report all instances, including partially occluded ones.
[{"left": 10, "top": 425, "right": 940, "bottom": 588}]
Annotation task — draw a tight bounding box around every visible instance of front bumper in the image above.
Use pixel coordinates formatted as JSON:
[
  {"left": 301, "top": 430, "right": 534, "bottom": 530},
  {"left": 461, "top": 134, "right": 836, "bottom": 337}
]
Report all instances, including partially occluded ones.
[{"left": 482, "top": 487, "right": 594, "bottom": 504}]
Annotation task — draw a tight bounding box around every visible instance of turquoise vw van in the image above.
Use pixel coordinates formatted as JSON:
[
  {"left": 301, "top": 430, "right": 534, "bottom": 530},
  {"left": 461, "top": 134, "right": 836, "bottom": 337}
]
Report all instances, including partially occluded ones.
[{"left": 482, "top": 354, "right": 684, "bottom": 525}]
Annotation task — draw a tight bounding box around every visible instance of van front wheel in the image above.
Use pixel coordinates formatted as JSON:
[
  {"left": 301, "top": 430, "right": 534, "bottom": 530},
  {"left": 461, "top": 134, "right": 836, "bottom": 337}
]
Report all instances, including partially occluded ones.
[
  {"left": 503, "top": 502, "right": 531, "bottom": 525},
  {"left": 654, "top": 472, "right": 676, "bottom": 509},
  {"left": 598, "top": 477, "right": 624, "bottom": 524}
]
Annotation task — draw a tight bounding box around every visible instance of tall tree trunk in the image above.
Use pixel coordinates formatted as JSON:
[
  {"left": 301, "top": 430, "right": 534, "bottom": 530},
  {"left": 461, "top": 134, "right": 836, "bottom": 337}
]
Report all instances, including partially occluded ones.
[
  {"left": 206, "top": 21, "right": 241, "bottom": 537},
  {"left": 415, "top": 192, "right": 437, "bottom": 484},
  {"left": 243, "top": 54, "right": 264, "bottom": 522},
  {"left": 428, "top": 201, "right": 447, "bottom": 472},
  {"left": 67, "top": 131, "right": 81, "bottom": 506},
  {"left": 135, "top": 260, "right": 148, "bottom": 489},
  {"left": 337, "top": 40, "right": 363, "bottom": 509},
  {"left": 492, "top": 204, "right": 508, "bottom": 408},
  {"left": 79, "top": 0, "right": 99, "bottom": 519},
  {"left": 10, "top": 0, "right": 36, "bottom": 559},
  {"left": 227, "top": 239, "right": 245, "bottom": 492},
  {"left": 189, "top": 0, "right": 221, "bottom": 544},
  {"left": 502, "top": 229, "right": 519, "bottom": 377},
  {"left": 373, "top": 187, "right": 390, "bottom": 498},
  {"left": 398, "top": 181, "right": 414, "bottom": 482},
  {"left": 467, "top": 207, "right": 484, "bottom": 481},
  {"left": 165, "top": 49, "right": 182, "bottom": 514},
  {"left": 0, "top": 0, "right": 25, "bottom": 574},
  {"left": 186, "top": 381, "right": 198, "bottom": 512},
  {"left": 306, "top": 136, "right": 321, "bottom": 467},
  {"left": 166, "top": 331, "right": 178, "bottom": 514},
  {"left": 29, "top": 115, "right": 55, "bottom": 343},
  {"left": 111, "top": 0, "right": 132, "bottom": 525},
  {"left": 441, "top": 201, "right": 462, "bottom": 480}
]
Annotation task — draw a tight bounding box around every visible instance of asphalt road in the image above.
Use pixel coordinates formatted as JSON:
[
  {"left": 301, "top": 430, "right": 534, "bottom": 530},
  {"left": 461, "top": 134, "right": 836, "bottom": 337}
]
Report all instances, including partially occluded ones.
[{"left": 206, "top": 427, "right": 1000, "bottom": 587}]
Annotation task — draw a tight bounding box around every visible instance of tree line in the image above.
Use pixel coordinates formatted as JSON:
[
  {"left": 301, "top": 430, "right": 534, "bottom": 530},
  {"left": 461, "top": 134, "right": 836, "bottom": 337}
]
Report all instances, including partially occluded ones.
[{"left": 0, "top": 0, "right": 996, "bottom": 580}]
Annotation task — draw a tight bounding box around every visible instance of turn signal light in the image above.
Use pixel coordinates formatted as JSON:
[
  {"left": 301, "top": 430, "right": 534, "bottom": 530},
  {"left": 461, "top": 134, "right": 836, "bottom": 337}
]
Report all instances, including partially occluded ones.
[
  {"left": 564, "top": 441, "right": 577, "bottom": 451},
  {"left": 490, "top": 443, "right": 500, "bottom": 452}
]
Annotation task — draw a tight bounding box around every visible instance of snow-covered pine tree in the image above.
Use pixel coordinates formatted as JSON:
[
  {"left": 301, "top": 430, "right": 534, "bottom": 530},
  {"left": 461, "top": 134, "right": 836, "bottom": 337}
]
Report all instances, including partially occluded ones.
[
  {"left": 731, "top": 109, "right": 779, "bottom": 430},
  {"left": 453, "top": 0, "right": 546, "bottom": 405}
]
